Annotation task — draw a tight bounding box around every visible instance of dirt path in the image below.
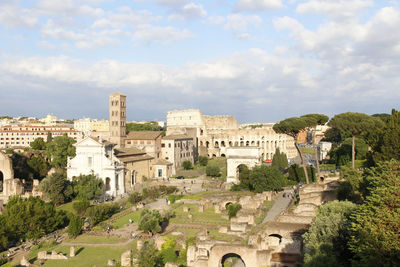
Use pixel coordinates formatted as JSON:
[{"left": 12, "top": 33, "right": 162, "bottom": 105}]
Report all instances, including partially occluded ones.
[
  {"left": 263, "top": 189, "right": 294, "bottom": 223},
  {"left": 61, "top": 239, "right": 135, "bottom": 247}
]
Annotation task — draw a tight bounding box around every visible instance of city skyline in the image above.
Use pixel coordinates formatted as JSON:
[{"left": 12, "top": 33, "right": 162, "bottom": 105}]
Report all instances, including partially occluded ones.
[{"left": 1, "top": 0, "right": 400, "bottom": 123}]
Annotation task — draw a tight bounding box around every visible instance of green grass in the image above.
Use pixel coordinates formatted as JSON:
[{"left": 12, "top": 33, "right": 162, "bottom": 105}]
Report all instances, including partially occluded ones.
[
  {"left": 169, "top": 203, "right": 229, "bottom": 225},
  {"left": 28, "top": 243, "right": 135, "bottom": 267},
  {"left": 300, "top": 147, "right": 316, "bottom": 155},
  {"left": 111, "top": 210, "right": 141, "bottom": 229},
  {"left": 57, "top": 201, "right": 77, "bottom": 215},
  {"left": 208, "top": 229, "right": 242, "bottom": 242},
  {"left": 64, "top": 234, "right": 127, "bottom": 244},
  {"left": 208, "top": 157, "right": 227, "bottom": 169}
]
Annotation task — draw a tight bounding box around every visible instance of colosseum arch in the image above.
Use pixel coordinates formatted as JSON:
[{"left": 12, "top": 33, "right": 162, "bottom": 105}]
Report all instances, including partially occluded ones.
[{"left": 226, "top": 147, "right": 261, "bottom": 184}]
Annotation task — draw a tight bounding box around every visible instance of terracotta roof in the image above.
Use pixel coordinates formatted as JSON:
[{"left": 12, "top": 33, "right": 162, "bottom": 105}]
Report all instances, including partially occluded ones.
[
  {"left": 126, "top": 131, "right": 162, "bottom": 140},
  {"left": 162, "top": 134, "right": 192, "bottom": 140},
  {"left": 114, "top": 147, "right": 145, "bottom": 156},
  {"left": 118, "top": 154, "right": 154, "bottom": 163},
  {"left": 153, "top": 158, "right": 173, "bottom": 165}
]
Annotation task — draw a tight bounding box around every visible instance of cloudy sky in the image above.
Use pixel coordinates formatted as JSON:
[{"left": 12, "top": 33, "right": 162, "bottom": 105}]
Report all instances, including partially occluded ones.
[{"left": 0, "top": 0, "right": 399, "bottom": 123}]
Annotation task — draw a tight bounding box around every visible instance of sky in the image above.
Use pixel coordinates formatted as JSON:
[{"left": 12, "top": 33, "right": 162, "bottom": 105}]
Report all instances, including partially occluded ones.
[{"left": 0, "top": 0, "right": 399, "bottom": 123}]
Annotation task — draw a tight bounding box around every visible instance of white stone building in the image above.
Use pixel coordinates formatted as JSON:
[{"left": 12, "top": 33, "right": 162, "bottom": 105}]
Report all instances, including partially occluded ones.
[
  {"left": 67, "top": 137, "right": 125, "bottom": 196},
  {"left": 161, "top": 134, "right": 195, "bottom": 175}
]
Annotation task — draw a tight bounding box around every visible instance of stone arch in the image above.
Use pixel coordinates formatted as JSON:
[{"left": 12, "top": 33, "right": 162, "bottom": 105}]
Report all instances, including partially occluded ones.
[
  {"left": 226, "top": 147, "right": 261, "bottom": 184},
  {"left": 240, "top": 141, "right": 244, "bottom": 146},
  {"left": 229, "top": 141, "right": 233, "bottom": 147},
  {"left": 212, "top": 154, "right": 217, "bottom": 158},
  {"left": 200, "top": 141, "right": 203, "bottom": 146},
  {"left": 105, "top": 177, "right": 111, "bottom": 191},
  {"left": 208, "top": 245, "right": 257, "bottom": 267},
  {"left": 221, "top": 141, "right": 225, "bottom": 147},
  {"left": 206, "top": 141, "right": 210, "bottom": 148},
  {"left": 220, "top": 253, "right": 246, "bottom": 267},
  {"left": 221, "top": 154, "right": 226, "bottom": 157},
  {"left": 251, "top": 141, "right": 255, "bottom": 145},
  {"left": 215, "top": 141, "right": 219, "bottom": 148},
  {"left": 246, "top": 141, "right": 249, "bottom": 146}
]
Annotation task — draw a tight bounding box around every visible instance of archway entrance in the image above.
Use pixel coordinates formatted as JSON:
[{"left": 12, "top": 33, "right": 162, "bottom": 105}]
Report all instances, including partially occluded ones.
[
  {"left": 0, "top": 171, "right": 3, "bottom": 193},
  {"left": 105, "top": 177, "right": 111, "bottom": 191},
  {"left": 221, "top": 253, "right": 246, "bottom": 267}
]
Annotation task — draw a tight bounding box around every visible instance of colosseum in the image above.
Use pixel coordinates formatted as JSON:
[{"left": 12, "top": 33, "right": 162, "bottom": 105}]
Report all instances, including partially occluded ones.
[{"left": 166, "top": 109, "right": 297, "bottom": 161}]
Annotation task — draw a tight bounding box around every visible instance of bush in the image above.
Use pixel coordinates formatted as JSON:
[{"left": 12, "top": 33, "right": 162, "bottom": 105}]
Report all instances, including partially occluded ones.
[
  {"left": 182, "top": 160, "right": 193, "bottom": 170},
  {"left": 73, "top": 200, "right": 90, "bottom": 216},
  {"left": 85, "top": 204, "right": 118, "bottom": 225},
  {"left": 167, "top": 194, "right": 183, "bottom": 204},
  {"left": 138, "top": 209, "right": 169, "bottom": 235},
  {"left": 227, "top": 203, "right": 242, "bottom": 219},
  {"left": 288, "top": 164, "right": 316, "bottom": 183},
  {"left": 39, "top": 170, "right": 73, "bottom": 206},
  {"left": 206, "top": 164, "right": 220, "bottom": 177},
  {"left": 128, "top": 192, "right": 143, "bottom": 204},
  {"left": 67, "top": 215, "right": 82, "bottom": 237},
  {"left": 73, "top": 174, "right": 103, "bottom": 201},
  {"left": 142, "top": 186, "right": 177, "bottom": 199},
  {"left": 198, "top": 156, "right": 208, "bottom": 166}
]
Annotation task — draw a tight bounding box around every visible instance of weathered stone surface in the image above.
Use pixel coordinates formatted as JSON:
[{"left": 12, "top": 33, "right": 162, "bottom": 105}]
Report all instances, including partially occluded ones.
[
  {"left": 120, "top": 250, "right": 131, "bottom": 266},
  {"left": 136, "top": 240, "right": 143, "bottom": 251},
  {"left": 70, "top": 246, "right": 75, "bottom": 257},
  {"left": 183, "top": 206, "right": 190, "bottom": 212},
  {"left": 20, "top": 256, "right": 30, "bottom": 266},
  {"left": 107, "top": 259, "right": 116, "bottom": 266}
]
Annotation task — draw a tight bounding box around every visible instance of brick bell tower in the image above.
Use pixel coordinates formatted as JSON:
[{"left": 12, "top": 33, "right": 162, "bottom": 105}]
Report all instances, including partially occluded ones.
[{"left": 109, "top": 92, "right": 126, "bottom": 147}]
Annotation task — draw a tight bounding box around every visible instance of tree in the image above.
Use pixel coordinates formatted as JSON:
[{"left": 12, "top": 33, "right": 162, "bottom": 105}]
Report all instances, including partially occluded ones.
[
  {"left": 198, "top": 155, "right": 208, "bottom": 166},
  {"left": 206, "top": 163, "right": 220, "bottom": 177},
  {"left": 138, "top": 209, "right": 165, "bottom": 235},
  {"left": 30, "top": 137, "right": 46, "bottom": 150},
  {"left": 73, "top": 173, "right": 103, "bottom": 201},
  {"left": 136, "top": 241, "right": 163, "bottom": 267},
  {"left": 271, "top": 148, "right": 288, "bottom": 170},
  {"left": 0, "top": 215, "right": 8, "bottom": 252},
  {"left": 303, "top": 200, "right": 357, "bottom": 267},
  {"left": 288, "top": 164, "right": 316, "bottom": 183},
  {"left": 40, "top": 170, "right": 73, "bottom": 205},
  {"left": 128, "top": 192, "right": 143, "bottom": 204},
  {"left": 46, "top": 135, "right": 76, "bottom": 168},
  {"left": 182, "top": 160, "right": 193, "bottom": 170},
  {"left": 27, "top": 154, "right": 50, "bottom": 179},
  {"left": 73, "top": 200, "right": 90, "bottom": 216},
  {"left": 85, "top": 204, "right": 118, "bottom": 225},
  {"left": 372, "top": 109, "right": 400, "bottom": 164},
  {"left": 336, "top": 167, "right": 362, "bottom": 203},
  {"left": 46, "top": 132, "right": 53, "bottom": 143},
  {"left": 4, "top": 196, "right": 68, "bottom": 241},
  {"left": 349, "top": 160, "right": 400, "bottom": 266},
  {"left": 249, "top": 165, "right": 285, "bottom": 192},
  {"left": 227, "top": 203, "right": 242, "bottom": 218},
  {"left": 273, "top": 114, "right": 328, "bottom": 184},
  {"left": 300, "top": 114, "right": 329, "bottom": 179},
  {"left": 67, "top": 215, "right": 83, "bottom": 237},
  {"left": 160, "top": 237, "right": 178, "bottom": 264},
  {"left": 328, "top": 112, "right": 383, "bottom": 169}
]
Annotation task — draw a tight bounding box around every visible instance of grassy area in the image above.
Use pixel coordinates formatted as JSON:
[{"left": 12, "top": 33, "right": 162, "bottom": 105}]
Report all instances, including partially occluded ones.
[
  {"left": 28, "top": 242, "right": 135, "bottom": 267},
  {"left": 175, "top": 168, "right": 205, "bottom": 178},
  {"left": 170, "top": 203, "right": 229, "bottom": 225},
  {"left": 208, "top": 157, "right": 227, "bottom": 169},
  {"left": 208, "top": 229, "right": 242, "bottom": 242},
  {"left": 300, "top": 147, "right": 316, "bottom": 155},
  {"left": 57, "top": 201, "right": 77, "bottom": 215},
  {"left": 64, "top": 234, "right": 127, "bottom": 244},
  {"left": 111, "top": 210, "right": 141, "bottom": 229}
]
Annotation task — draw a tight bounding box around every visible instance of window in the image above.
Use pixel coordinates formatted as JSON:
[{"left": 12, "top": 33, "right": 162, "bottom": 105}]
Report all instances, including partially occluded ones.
[{"left": 161, "top": 143, "right": 165, "bottom": 148}]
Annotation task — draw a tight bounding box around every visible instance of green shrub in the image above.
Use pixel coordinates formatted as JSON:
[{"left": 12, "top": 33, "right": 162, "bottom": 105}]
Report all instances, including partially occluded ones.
[
  {"left": 182, "top": 160, "right": 193, "bottom": 170},
  {"left": 198, "top": 156, "right": 208, "bottom": 166},
  {"left": 85, "top": 204, "right": 118, "bottom": 225},
  {"left": 128, "top": 192, "right": 143, "bottom": 204},
  {"left": 227, "top": 203, "right": 242, "bottom": 218},
  {"left": 73, "top": 200, "right": 90, "bottom": 216},
  {"left": 206, "top": 164, "right": 220, "bottom": 177},
  {"left": 168, "top": 194, "right": 184, "bottom": 204},
  {"left": 67, "top": 215, "right": 82, "bottom": 237}
]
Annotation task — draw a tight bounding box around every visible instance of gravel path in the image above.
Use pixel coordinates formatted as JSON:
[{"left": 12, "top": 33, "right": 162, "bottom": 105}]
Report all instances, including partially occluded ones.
[{"left": 263, "top": 189, "right": 294, "bottom": 223}]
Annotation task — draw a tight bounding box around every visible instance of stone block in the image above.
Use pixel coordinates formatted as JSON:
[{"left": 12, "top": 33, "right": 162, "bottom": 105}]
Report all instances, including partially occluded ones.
[
  {"left": 137, "top": 240, "right": 143, "bottom": 251},
  {"left": 20, "top": 256, "right": 30, "bottom": 266},
  {"left": 38, "top": 251, "right": 47, "bottom": 260},
  {"left": 70, "top": 246, "right": 75, "bottom": 257},
  {"left": 183, "top": 206, "right": 190, "bottom": 212},
  {"left": 107, "top": 259, "right": 116, "bottom": 266},
  {"left": 121, "top": 250, "right": 131, "bottom": 266},
  {"left": 219, "top": 226, "right": 228, "bottom": 233}
]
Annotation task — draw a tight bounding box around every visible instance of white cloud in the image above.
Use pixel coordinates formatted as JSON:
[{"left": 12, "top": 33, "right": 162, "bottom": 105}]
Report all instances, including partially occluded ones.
[
  {"left": 235, "top": 0, "right": 283, "bottom": 11},
  {"left": 132, "top": 24, "right": 195, "bottom": 44},
  {"left": 206, "top": 16, "right": 225, "bottom": 25},
  {"left": 35, "top": 0, "right": 104, "bottom": 17},
  {"left": 296, "top": 0, "right": 373, "bottom": 20},
  {"left": 168, "top": 3, "right": 207, "bottom": 20},
  {"left": 0, "top": 3, "right": 38, "bottom": 28},
  {"left": 224, "top": 14, "right": 262, "bottom": 31}
]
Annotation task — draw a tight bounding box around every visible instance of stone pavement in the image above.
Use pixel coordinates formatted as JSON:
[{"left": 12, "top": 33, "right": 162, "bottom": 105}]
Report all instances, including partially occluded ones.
[{"left": 263, "top": 189, "right": 294, "bottom": 223}]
